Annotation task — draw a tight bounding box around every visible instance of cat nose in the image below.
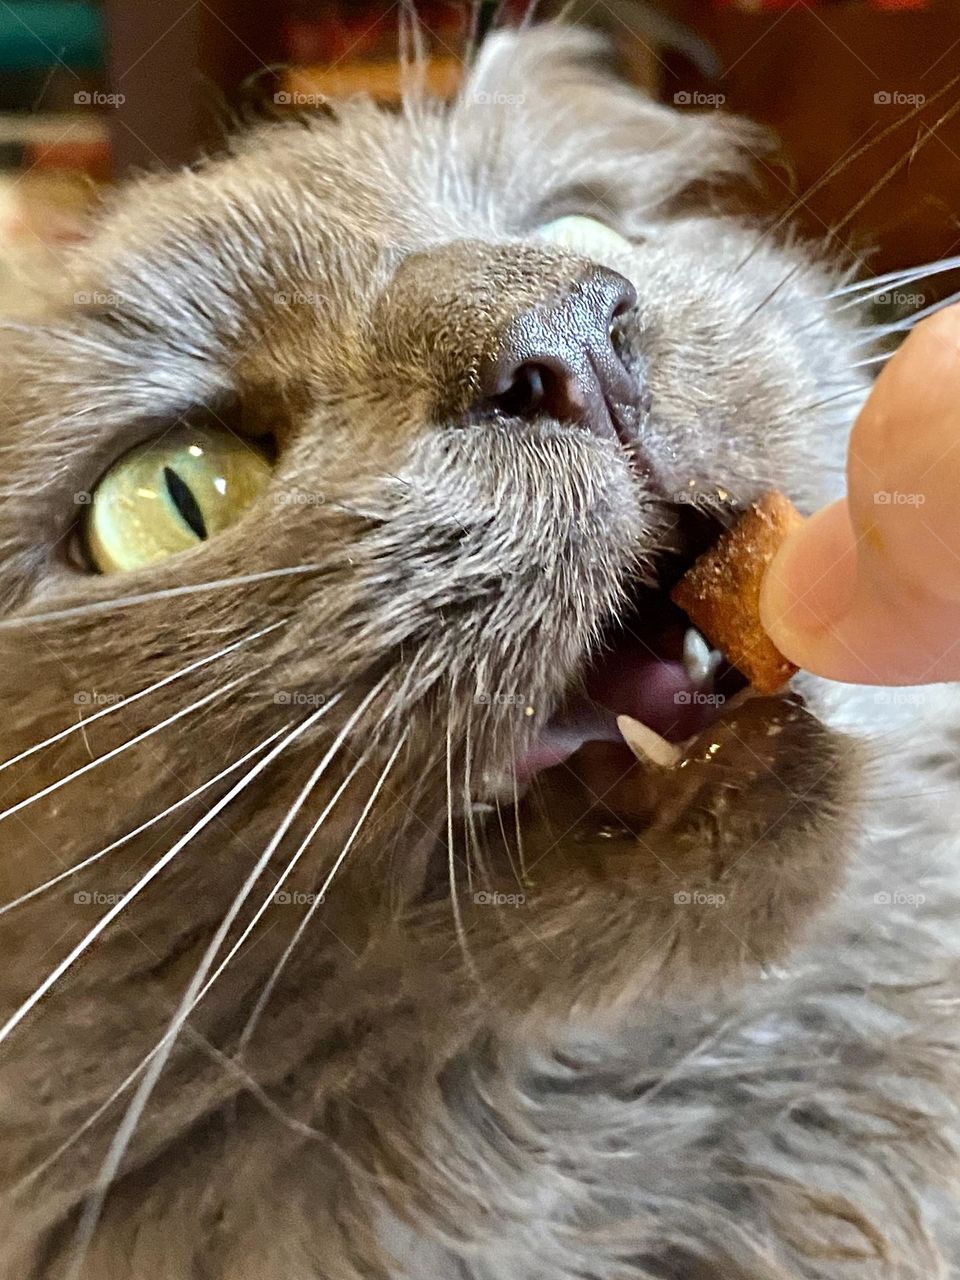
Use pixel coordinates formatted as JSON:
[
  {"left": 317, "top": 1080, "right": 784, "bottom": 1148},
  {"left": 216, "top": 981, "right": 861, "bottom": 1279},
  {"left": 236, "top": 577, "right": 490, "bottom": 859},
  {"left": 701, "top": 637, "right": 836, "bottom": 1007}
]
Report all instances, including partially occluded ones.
[{"left": 476, "top": 267, "right": 646, "bottom": 443}]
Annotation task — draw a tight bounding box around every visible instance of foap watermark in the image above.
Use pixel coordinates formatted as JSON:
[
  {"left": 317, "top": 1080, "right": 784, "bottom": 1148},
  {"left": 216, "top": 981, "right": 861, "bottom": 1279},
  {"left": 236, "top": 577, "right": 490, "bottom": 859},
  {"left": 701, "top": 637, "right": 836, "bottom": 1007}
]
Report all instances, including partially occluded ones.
[
  {"left": 74, "top": 890, "right": 123, "bottom": 906},
  {"left": 273, "top": 690, "right": 327, "bottom": 707},
  {"left": 73, "top": 290, "right": 125, "bottom": 307},
  {"left": 874, "top": 890, "right": 926, "bottom": 907},
  {"left": 670, "top": 482, "right": 731, "bottom": 507},
  {"left": 74, "top": 689, "right": 123, "bottom": 707},
  {"left": 74, "top": 90, "right": 125, "bottom": 108},
  {"left": 273, "top": 290, "right": 326, "bottom": 308},
  {"left": 274, "top": 90, "right": 328, "bottom": 107},
  {"left": 875, "top": 290, "right": 926, "bottom": 308},
  {"left": 874, "top": 490, "right": 925, "bottom": 506},
  {"left": 272, "top": 890, "right": 325, "bottom": 906},
  {"left": 674, "top": 889, "right": 726, "bottom": 907},
  {"left": 475, "top": 691, "right": 528, "bottom": 707},
  {"left": 675, "top": 690, "right": 725, "bottom": 707},
  {"left": 274, "top": 488, "right": 326, "bottom": 509},
  {"left": 471, "top": 90, "right": 526, "bottom": 107},
  {"left": 474, "top": 890, "right": 525, "bottom": 907},
  {"left": 674, "top": 90, "right": 725, "bottom": 107},
  {"left": 872, "top": 689, "right": 928, "bottom": 708},
  {"left": 874, "top": 90, "right": 925, "bottom": 107}
]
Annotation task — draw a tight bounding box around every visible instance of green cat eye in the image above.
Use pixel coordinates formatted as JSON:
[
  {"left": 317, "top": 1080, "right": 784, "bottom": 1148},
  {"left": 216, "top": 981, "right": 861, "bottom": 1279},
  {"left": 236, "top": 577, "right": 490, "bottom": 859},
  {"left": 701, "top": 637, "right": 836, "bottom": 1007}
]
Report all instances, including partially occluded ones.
[
  {"left": 83, "top": 425, "right": 273, "bottom": 574},
  {"left": 536, "top": 215, "right": 633, "bottom": 259}
]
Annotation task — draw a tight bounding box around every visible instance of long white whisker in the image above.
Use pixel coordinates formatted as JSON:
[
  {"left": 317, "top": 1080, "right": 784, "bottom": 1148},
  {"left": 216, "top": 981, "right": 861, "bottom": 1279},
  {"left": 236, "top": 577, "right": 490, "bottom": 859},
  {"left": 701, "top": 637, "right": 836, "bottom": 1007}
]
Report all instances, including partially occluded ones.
[
  {"left": 793, "top": 383, "right": 869, "bottom": 419},
  {"left": 462, "top": 701, "right": 494, "bottom": 893},
  {"left": 0, "top": 695, "right": 343, "bottom": 1050},
  {"left": 463, "top": 707, "right": 474, "bottom": 895},
  {"left": 870, "top": 284, "right": 960, "bottom": 336},
  {"left": 0, "top": 729, "right": 287, "bottom": 918},
  {"left": 446, "top": 711, "right": 480, "bottom": 987},
  {"left": 238, "top": 730, "right": 407, "bottom": 1055},
  {"left": 851, "top": 350, "right": 895, "bottom": 371},
  {"left": 509, "top": 729, "right": 527, "bottom": 885},
  {"left": 0, "top": 675, "right": 248, "bottom": 826},
  {"left": 188, "top": 685, "right": 396, "bottom": 1062},
  {"left": 0, "top": 621, "right": 286, "bottom": 776},
  {"left": 231, "top": 746, "right": 377, "bottom": 1058},
  {"left": 830, "top": 253, "right": 960, "bottom": 305},
  {"left": 0, "top": 565, "right": 322, "bottom": 630},
  {"left": 63, "top": 677, "right": 390, "bottom": 1277},
  {"left": 14, "top": 1058, "right": 145, "bottom": 1196},
  {"left": 11, "top": 689, "right": 384, "bottom": 1197}
]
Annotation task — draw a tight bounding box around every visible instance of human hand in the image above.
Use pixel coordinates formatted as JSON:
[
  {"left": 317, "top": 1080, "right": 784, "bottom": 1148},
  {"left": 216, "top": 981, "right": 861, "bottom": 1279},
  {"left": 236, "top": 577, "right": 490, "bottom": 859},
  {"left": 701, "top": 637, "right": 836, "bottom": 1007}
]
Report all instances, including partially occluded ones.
[{"left": 760, "top": 302, "right": 960, "bottom": 685}]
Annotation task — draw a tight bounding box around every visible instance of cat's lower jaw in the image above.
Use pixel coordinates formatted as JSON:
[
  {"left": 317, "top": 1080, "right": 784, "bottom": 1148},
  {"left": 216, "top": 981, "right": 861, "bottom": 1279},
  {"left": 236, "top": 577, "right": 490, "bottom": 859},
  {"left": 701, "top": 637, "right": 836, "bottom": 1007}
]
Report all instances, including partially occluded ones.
[{"left": 443, "top": 690, "right": 862, "bottom": 1016}]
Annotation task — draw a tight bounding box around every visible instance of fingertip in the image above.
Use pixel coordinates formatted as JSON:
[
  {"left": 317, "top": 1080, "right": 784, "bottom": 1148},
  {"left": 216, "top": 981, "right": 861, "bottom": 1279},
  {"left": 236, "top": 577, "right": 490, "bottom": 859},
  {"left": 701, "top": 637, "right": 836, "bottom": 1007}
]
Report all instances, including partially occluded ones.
[
  {"left": 759, "top": 500, "right": 858, "bottom": 675},
  {"left": 761, "top": 498, "right": 960, "bottom": 684}
]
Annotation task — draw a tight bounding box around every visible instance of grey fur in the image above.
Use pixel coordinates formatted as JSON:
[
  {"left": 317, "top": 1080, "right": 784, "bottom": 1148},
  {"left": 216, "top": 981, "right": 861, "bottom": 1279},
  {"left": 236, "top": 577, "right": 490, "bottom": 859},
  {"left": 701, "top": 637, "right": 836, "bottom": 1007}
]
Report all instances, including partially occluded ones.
[{"left": 0, "top": 25, "right": 956, "bottom": 1280}]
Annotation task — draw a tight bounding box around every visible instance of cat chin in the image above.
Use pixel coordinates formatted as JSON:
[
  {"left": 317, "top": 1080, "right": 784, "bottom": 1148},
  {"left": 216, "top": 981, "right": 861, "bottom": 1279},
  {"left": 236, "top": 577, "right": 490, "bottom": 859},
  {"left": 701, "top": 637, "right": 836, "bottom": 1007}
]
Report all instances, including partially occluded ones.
[{"left": 503, "top": 691, "right": 861, "bottom": 983}]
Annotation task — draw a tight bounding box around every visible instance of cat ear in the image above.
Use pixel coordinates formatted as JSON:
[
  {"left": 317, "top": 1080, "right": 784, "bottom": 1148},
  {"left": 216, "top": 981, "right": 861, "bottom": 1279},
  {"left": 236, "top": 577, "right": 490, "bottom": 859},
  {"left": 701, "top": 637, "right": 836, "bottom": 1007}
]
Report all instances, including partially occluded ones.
[{"left": 457, "top": 26, "right": 770, "bottom": 232}]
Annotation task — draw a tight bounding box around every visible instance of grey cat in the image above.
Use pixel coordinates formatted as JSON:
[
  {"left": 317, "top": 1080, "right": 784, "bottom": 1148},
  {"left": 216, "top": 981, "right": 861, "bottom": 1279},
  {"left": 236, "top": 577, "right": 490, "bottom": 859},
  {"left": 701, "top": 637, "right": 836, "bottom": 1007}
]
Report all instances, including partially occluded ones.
[{"left": 0, "top": 25, "right": 958, "bottom": 1280}]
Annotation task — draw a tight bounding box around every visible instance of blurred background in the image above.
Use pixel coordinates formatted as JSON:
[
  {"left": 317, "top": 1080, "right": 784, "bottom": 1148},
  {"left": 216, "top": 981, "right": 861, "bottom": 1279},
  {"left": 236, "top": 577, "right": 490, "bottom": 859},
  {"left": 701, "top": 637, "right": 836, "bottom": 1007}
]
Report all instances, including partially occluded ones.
[{"left": 0, "top": 0, "right": 958, "bottom": 306}]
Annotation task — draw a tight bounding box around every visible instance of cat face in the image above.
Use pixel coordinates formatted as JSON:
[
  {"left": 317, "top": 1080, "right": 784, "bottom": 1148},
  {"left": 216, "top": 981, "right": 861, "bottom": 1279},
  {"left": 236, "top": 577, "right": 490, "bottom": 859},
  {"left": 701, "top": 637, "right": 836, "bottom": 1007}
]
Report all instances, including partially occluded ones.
[{"left": 0, "top": 29, "right": 871, "bottom": 1238}]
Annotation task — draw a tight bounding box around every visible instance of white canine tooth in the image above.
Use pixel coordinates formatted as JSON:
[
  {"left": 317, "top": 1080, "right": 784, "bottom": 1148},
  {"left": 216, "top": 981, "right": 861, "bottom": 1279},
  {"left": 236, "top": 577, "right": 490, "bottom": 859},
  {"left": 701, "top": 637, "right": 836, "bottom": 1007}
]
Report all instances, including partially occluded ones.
[
  {"left": 617, "top": 715, "right": 682, "bottom": 769},
  {"left": 682, "top": 626, "right": 714, "bottom": 684}
]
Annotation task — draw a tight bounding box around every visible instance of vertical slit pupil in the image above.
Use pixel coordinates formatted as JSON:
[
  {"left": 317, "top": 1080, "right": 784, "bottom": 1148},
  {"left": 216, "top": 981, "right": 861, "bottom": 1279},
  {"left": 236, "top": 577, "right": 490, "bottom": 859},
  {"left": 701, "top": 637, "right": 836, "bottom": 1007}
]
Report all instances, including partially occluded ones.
[{"left": 163, "top": 466, "right": 208, "bottom": 540}]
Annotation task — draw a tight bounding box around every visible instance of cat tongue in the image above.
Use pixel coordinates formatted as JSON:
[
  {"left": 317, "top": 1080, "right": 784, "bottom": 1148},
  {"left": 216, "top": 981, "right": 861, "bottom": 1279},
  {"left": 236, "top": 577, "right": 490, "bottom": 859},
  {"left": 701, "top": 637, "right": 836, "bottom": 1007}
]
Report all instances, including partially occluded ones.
[
  {"left": 515, "top": 631, "right": 716, "bottom": 781},
  {"left": 585, "top": 640, "right": 702, "bottom": 738}
]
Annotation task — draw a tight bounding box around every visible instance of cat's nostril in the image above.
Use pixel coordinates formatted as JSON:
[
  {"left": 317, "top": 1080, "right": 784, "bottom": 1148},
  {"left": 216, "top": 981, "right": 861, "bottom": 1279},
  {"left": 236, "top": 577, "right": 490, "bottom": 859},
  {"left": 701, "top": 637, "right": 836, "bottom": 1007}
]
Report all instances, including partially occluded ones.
[
  {"left": 608, "top": 277, "right": 637, "bottom": 323},
  {"left": 486, "top": 356, "right": 588, "bottom": 425},
  {"left": 476, "top": 266, "right": 641, "bottom": 440}
]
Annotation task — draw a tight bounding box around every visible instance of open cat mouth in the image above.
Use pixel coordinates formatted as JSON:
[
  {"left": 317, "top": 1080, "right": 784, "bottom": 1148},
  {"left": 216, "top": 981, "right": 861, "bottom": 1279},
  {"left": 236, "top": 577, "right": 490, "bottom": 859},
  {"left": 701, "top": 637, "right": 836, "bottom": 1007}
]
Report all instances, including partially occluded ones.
[{"left": 516, "top": 506, "right": 749, "bottom": 782}]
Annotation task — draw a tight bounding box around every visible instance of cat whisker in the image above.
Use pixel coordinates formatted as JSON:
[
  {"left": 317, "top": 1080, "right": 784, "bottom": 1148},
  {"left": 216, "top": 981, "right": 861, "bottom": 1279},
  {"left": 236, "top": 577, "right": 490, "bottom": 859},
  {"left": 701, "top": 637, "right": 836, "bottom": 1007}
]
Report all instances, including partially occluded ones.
[
  {"left": 0, "top": 695, "right": 343, "bottom": 1050},
  {"left": 863, "top": 284, "right": 960, "bottom": 340},
  {"left": 0, "top": 728, "right": 287, "bottom": 918},
  {"left": 517, "top": 0, "right": 542, "bottom": 32},
  {"left": 181, "top": 1022, "right": 327, "bottom": 1143},
  {"left": 0, "top": 564, "right": 323, "bottom": 629},
  {"left": 494, "top": 787, "right": 523, "bottom": 891},
  {"left": 851, "top": 351, "right": 895, "bottom": 372},
  {"left": 0, "top": 674, "right": 249, "bottom": 826},
  {"left": 509, "top": 727, "right": 528, "bottom": 885},
  {"left": 181, "top": 677, "right": 396, "bottom": 1062},
  {"left": 238, "top": 730, "right": 408, "bottom": 1056},
  {"left": 14, "top": 1045, "right": 150, "bottom": 1196},
  {"left": 828, "top": 253, "right": 960, "bottom": 309},
  {"left": 0, "top": 621, "right": 286, "bottom": 776},
  {"left": 62, "top": 678, "right": 389, "bottom": 1278},
  {"left": 172, "top": 681, "right": 392, "bottom": 1021},
  {"left": 447, "top": 707, "right": 481, "bottom": 989},
  {"left": 793, "top": 383, "right": 870, "bottom": 419},
  {"left": 463, "top": 703, "right": 476, "bottom": 895},
  {"left": 735, "top": 260, "right": 809, "bottom": 332},
  {"left": 463, "top": 702, "right": 498, "bottom": 898},
  {"left": 732, "top": 70, "right": 960, "bottom": 281},
  {"left": 849, "top": 324, "right": 894, "bottom": 350},
  {"left": 832, "top": 94, "right": 960, "bottom": 245},
  {"left": 398, "top": 0, "right": 429, "bottom": 108},
  {"left": 231, "top": 747, "right": 379, "bottom": 1058}
]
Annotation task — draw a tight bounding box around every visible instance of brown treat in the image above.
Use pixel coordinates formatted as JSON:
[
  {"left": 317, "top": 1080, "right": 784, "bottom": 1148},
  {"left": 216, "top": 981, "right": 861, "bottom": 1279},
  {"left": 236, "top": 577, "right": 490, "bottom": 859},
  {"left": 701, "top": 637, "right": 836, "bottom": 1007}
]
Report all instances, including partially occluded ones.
[{"left": 670, "top": 491, "right": 805, "bottom": 695}]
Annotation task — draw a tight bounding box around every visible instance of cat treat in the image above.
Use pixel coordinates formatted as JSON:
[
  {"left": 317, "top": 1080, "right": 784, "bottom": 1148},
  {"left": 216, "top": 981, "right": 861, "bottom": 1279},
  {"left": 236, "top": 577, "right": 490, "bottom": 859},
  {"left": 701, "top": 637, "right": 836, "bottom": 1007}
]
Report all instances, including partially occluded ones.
[{"left": 670, "top": 491, "right": 804, "bottom": 696}]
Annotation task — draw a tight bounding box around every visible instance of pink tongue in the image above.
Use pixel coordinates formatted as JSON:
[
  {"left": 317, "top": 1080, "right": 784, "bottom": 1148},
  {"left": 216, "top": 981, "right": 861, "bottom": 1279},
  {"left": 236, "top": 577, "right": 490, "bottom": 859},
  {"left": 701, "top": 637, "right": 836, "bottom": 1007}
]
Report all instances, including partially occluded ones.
[
  {"left": 585, "top": 643, "right": 705, "bottom": 741},
  {"left": 515, "top": 636, "right": 714, "bottom": 782}
]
